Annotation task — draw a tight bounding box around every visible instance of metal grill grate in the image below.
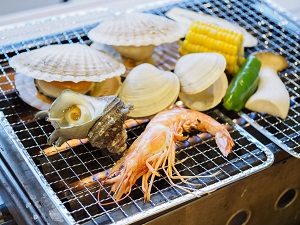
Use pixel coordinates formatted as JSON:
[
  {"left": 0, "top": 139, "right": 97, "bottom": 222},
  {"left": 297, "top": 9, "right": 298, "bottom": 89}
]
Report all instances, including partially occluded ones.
[
  {"left": 0, "top": 0, "right": 299, "bottom": 224},
  {"left": 6, "top": 109, "right": 273, "bottom": 225},
  {"left": 145, "top": 0, "right": 300, "bottom": 157}
]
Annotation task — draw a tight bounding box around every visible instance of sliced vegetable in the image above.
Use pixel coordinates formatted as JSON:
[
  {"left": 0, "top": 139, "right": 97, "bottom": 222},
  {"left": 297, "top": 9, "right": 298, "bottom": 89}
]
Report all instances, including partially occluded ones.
[
  {"left": 245, "top": 52, "right": 289, "bottom": 119},
  {"left": 223, "top": 55, "right": 261, "bottom": 111},
  {"left": 179, "top": 20, "right": 245, "bottom": 75}
]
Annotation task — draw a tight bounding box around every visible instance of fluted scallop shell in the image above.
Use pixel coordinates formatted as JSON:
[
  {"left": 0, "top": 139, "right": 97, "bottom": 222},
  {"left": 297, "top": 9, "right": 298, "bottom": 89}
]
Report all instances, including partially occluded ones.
[
  {"left": 9, "top": 43, "right": 125, "bottom": 82},
  {"left": 36, "top": 90, "right": 133, "bottom": 154},
  {"left": 179, "top": 72, "right": 228, "bottom": 111},
  {"left": 88, "top": 12, "right": 186, "bottom": 47},
  {"left": 119, "top": 63, "right": 180, "bottom": 118},
  {"left": 174, "top": 53, "right": 226, "bottom": 94}
]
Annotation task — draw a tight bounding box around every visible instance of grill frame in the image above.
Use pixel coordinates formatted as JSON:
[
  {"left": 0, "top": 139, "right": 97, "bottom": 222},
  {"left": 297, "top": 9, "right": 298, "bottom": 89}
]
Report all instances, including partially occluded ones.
[{"left": 0, "top": 0, "right": 299, "bottom": 224}]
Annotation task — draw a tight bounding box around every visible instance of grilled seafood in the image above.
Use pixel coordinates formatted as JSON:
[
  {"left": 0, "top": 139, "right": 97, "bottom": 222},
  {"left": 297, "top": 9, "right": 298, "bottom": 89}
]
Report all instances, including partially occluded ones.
[
  {"left": 36, "top": 90, "right": 133, "bottom": 154},
  {"left": 71, "top": 107, "right": 234, "bottom": 203}
]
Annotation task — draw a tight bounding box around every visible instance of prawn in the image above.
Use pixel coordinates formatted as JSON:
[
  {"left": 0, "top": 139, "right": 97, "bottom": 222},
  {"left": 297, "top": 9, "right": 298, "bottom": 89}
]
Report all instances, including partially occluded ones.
[{"left": 71, "top": 107, "right": 234, "bottom": 203}]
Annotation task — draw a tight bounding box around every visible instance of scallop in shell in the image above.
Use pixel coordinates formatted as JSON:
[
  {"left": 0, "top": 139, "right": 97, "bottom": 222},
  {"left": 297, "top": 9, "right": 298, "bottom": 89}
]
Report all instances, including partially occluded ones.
[
  {"left": 10, "top": 43, "right": 125, "bottom": 109},
  {"left": 174, "top": 53, "right": 228, "bottom": 111},
  {"left": 88, "top": 12, "right": 186, "bottom": 67},
  {"left": 36, "top": 90, "right": 133, "bottom": 154},
  {"left": 118, "top": 63, "right": 180, "bottom": 118},
  {"left": 9, "top": 43, "right": 125, "bottom": 82}
]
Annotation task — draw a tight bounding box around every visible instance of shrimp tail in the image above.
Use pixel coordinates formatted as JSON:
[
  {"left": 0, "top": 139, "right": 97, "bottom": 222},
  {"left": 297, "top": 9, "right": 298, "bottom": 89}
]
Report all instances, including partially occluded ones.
[
  {"left": 194, "top": 113, "right": 234, "bottom": 157},
  {"left": 215, "top": 130, "right": 234, "bottom": 157}
]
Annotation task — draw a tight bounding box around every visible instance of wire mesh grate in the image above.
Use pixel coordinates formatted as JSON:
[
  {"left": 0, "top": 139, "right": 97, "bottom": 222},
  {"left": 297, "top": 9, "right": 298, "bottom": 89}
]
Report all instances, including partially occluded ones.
[
  {"left": 147, "top": 0, "right": 300, "bottom": 157},
  {"left": 1, "top": 0, "right": 299, "bottom": 224}
]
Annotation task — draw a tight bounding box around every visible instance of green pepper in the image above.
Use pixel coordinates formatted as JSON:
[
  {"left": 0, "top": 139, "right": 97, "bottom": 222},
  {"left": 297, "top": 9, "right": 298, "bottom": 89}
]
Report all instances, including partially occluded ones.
[{"left": 223, "top": 55, "right": 261, "bottom": 112}]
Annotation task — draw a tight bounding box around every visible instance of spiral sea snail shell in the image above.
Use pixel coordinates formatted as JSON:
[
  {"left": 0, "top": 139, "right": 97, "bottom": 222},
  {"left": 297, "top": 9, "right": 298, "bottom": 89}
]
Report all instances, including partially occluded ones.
[{"left": 36, "top": 90, "right": 133, "bottom": 154}]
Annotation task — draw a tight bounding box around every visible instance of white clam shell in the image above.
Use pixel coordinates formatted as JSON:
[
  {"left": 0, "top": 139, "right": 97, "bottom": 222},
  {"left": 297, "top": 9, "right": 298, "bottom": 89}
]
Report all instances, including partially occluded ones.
[
  {"left": 119, "top": 63, "right": 180, "bottom": 118},
  {"left": 88, "top": 12, "right": 186, "bottom": 47},
  {"left": 9, "top": 43, "right": 125, "bottom": 82},
  {"left": 179, "top": 72, "right": 228, "bottom": 111},
  {"left": 174, "top": 53, "right": 226, "bottom": 94}
]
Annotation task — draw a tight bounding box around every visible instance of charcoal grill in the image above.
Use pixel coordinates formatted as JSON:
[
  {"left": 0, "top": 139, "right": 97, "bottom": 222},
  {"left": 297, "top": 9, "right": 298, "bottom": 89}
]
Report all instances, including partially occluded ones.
[{"left": 0, "top": 0, "right": 299, "bottom": 224}]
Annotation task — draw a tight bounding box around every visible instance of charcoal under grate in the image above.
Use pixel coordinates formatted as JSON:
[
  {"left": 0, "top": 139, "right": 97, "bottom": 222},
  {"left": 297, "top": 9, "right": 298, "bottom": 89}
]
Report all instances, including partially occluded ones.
[{"left": 0, "top": 0, "right": 299, "bottom": 224}]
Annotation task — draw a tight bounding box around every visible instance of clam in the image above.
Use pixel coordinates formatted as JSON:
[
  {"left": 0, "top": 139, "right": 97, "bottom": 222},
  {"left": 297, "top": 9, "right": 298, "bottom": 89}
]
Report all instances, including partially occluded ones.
[
  {"left": 36, "top": 90, "right": 133, "bottom": 154},
  {"left": 178, "top": 73, "right": 228, "bottom": 111},
  {"left": 118, "top": 63, "right": 180, "bottom": 118},
  {"left": 174, "top": 53, "right": 228, "bottom": 111},
  {"left": 88, "top": 12, "right": 186, "bottom": 67},
  {"left": 10, "top": 43, "right": 125, "bottom": 109}
]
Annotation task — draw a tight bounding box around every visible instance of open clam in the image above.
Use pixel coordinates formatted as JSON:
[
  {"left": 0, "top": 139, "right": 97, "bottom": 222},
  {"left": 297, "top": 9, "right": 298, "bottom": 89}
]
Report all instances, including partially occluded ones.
[
  {"left": 118, "top": 63, "right": 180, "bottom": 118},
  {"left": 36, "top": 90, "right": 133, "bottom": 154},
  {"left": 10, "top": 43, "right": 125, "bottom": 110},
  {"left": 88, "top": 12, "right": 186, "bottom": 67},
  {"left": 174, "top": 53, "right": 228, "bottom": 111}
]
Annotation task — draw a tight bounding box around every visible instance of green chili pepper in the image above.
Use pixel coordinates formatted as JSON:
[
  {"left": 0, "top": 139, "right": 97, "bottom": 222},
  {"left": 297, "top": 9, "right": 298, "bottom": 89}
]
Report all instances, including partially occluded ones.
[{"left": 223, "top": 55, "right": 261, "bottom": 112}]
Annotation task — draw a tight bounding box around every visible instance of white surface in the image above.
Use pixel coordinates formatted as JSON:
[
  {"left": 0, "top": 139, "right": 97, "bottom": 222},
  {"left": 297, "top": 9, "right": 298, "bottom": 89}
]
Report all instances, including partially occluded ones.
[
  {"left": 0, "top": 0, "right": 61, "bottom": 16},
  {"left": 0, "top": 0, "right": 166, "bottom": 27},
  {"left": 271, "top": 0, "right": 300, "bottom": 17},
  {"left": 0, "top": 0, "right": 299, "bottom": 28}
]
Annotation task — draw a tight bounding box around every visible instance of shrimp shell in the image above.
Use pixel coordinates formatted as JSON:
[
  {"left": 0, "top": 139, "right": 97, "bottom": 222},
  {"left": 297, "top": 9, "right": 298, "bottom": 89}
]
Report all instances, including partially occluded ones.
[{"left": 70, "top": 107, "right": 234, "bottom": 203}]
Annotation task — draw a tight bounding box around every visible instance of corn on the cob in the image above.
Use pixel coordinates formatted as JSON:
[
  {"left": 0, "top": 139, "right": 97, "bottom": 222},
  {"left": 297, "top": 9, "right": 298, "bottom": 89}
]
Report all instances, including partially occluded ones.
[{"left": 179, "top": 21, "right": 245, "bottom": 75}]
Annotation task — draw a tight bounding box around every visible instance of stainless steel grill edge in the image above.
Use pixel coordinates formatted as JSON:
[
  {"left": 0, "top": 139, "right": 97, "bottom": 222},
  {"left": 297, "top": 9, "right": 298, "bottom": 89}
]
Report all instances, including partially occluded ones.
[{"left": 0, "top": 112, "right": 76, "bottom": 225}]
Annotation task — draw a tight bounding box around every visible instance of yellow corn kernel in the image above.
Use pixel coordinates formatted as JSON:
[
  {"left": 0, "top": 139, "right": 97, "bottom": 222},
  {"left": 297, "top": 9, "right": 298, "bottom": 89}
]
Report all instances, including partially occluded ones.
[{"left": 179, "top": 21, "right": 245, "bottom": 75}]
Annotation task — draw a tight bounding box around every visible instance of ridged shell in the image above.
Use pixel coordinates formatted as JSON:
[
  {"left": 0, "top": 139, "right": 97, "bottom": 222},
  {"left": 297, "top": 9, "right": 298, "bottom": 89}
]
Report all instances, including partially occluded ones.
[
  {"left": 9, "top": 43, "right": 125, "bottom": 82},
  {"left": 174, "top": 53, "right": 226, "bottom": 94},
  {"left": 15, "top": 73, "right": 122, "bottom": 110},
  {"left": 35, "top": 90, "right": 133, "bottom": 154},
  {"left": 88, "top": 12, "right": 186, "bottom": 46},
  {"left": 179, "top": 72, "right": 228, "bottom": 111},
  {"left": 119, "top": 63, "right": 180, "bottom": 118}
]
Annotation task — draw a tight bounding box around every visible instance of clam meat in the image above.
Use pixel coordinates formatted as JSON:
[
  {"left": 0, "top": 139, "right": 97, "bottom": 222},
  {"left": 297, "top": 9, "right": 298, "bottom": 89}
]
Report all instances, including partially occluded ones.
[{"left": 36, "top": 90, "right": 133, "bottom": 154}]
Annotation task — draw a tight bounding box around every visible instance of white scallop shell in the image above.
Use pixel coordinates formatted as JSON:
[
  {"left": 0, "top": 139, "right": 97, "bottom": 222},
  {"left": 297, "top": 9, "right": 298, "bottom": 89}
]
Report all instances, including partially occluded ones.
[
  {"left": 15, "top": 73, "right": 49, "bottom": 110},
  {"left": 179, "top": 72, "right": 228, "bottom": 111},
  {"left": 88, "top": 12, "right": 186, "bottom": 47},
  {"left": 15, "top": 73, "right": 122, "bottom": 110},
  {"left": 174, "top": 53, "right": 226, "bottom": 94},
  {"left": 9, "top": 43, "right": 125, "bottom": 82},
  {"left": 118, "top": 63, "right": 180, "bottom": 118}
]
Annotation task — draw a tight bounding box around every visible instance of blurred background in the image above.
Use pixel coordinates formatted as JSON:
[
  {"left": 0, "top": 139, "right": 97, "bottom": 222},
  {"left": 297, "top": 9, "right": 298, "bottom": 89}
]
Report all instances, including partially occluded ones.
[{"left": 0, "top": 0, "right": 299, "bottom": 18}]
